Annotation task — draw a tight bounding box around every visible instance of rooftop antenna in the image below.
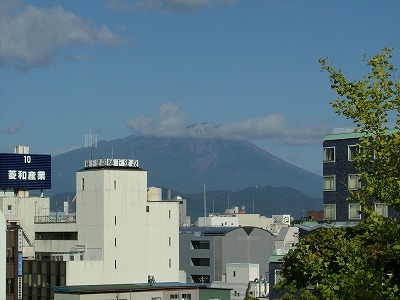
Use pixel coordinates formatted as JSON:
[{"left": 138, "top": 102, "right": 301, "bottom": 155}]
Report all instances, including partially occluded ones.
[
  {"left": 85, "top": 129, "right": 97, "bottom": 160},
  {"left": 203, "top": 184, "right": 207, "bottom": 226}
]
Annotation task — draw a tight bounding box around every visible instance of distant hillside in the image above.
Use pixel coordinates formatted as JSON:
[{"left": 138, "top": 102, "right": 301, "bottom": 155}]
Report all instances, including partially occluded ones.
[
  {"left": 51, "top": 135, "right": 322, "bottom": 198},
  {"left": 52, "top": 186, "right": 322, "bottom": 221},
  {"left": 183, "top": 185, "right": 322, "bottom": 221}
]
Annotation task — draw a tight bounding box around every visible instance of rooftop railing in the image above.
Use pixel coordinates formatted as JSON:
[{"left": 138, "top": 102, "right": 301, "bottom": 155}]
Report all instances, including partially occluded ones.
[{"left": 34, "top": 214, "right": 76, "bottom": 223}]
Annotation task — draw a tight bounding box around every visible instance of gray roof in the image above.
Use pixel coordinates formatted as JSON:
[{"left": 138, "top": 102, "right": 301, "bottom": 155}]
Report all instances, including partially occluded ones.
[
  {"left": 179, "top": 226, "right": 272, "bottom": 236},
  {"left": 54, "top": 282, "right": 230, "bottom": 294}
]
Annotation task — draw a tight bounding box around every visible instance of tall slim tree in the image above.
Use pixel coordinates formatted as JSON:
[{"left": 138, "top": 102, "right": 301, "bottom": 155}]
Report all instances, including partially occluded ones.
[{"left": 275, "top": 48, "right": 400, "bottom": 299}]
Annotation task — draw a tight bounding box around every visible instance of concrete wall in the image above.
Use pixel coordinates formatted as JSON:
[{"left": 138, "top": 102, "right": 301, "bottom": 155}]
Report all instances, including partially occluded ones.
[
  {"left": 0, "top": 211, "right": 6, "bottom": 300},
  {"left": 69, "top": 167, "right": 180, "bottom": 285}
]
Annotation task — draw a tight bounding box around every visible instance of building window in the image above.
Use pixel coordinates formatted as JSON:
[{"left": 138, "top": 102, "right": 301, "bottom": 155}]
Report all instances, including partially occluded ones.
[
  {"left": 6, "top": 277, "right": 14, "bottom": 294},
  {"left": 170, "top": 294, "right": 179, "bottom": 300},
  {"left": 233, "top": 271, "right": 236, "bottom": 277},
  {"left": 115, "top": 216, "right": 117, "bottom": 225},
  {"left": 114, "top": 260, "right": 117, "bottom": 269},
  {"left": 169, "top": 210, "right": 171, "bottom": 218},
  {"left": 146, "top": 206, "right": 149, "bottom": 212},
  {"left": 323, "top": 175, "right": 335, "bottom": 191},
  {"left": 348, "top": 174, "right": 361, "bottom": 190},
  {"left": 348, "top": 145, "right": 359, "bottom": 161},
  {"left": 349, "top": 203, "right": 361, "bottom": 219},
  {"left": 182, "top": 294, "right": 192, "bottom": 300},
  {"left": 7, "top": 205, "right": 12, "bottom": 212},
  {"left": 115, "top": 238, "right": 117, "bottom": 247},
  {"left": 191, "top": 258, "right": 210, "bottom": 266},
  {"left": 114, "top": 180, "right": 117, "bottom": 189},
  {"left": 151, "top": 298, "right": 161, "bottom": 300},
  {"left": 169, "top": 258, "right": 172, "bottom": 268},
  {"left": 191, "top": 240, "right": 210, "bottom": 249},
  {"left": 81, "top": 178, "right": 84, "bottom": 190},
  {"left": 375, "top": 203, "right": 388, "bottom": 217},
  {"left": 323, "top": 147, "right": 335, "bottom": 162},
  {"left": 324, "top": 204, "right": 336, "bottom": 220},
  {"left": 169, "top": 237, "right": 171, "bottom": 246},
  {"left": 275, "top": 269, "right": 283, "bottom": 284}
]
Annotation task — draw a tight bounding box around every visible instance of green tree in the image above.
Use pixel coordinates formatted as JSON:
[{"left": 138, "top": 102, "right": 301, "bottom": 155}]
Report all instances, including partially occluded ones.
[
  {"left": 275, "top": 48, "right": 400, "bottom": 299},
  {"left": 322, "top": 47, "right": 400, "bottom": 214}
]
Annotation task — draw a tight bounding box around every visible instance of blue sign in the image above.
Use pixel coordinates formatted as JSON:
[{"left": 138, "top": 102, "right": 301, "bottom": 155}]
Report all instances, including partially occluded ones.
[
  {"left": 0, "top": 153, "right": 51, "bottom": 189},
  {"left": 18, "top": 252, "right": 22, "bottom": 276}
]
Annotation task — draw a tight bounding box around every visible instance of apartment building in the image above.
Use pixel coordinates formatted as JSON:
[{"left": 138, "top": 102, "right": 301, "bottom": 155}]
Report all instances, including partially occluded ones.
[{"left": 322, "top": 129, "right": 398, "bottom": 222}]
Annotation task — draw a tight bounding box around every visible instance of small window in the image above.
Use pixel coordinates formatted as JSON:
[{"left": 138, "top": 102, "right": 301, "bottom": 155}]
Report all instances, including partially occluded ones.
[
  {"left": 233, "top": 271, "right": 236, "bottom": 277},
  {"left": 324, "top": 204, "right": 336, "bottom": 220},
  {"left": 348, "top": 174, "right": 361, "bottom": 190},
  {"left": 169, "top": 258, "right": 172, "bottom": 268},
  {"left": 275, "top": 269, "right": 283, "bottom": 284},
  {"left": 114, "top": 216, "right": 117, "bottom": 225},
  {"left": 323, "top": 175, "right": 335, "bottom": 191},
  {"left": 349, "top": 203, "right": 361, "bottom": 219},
  {"left": 182, "top": 294, "right": 192, "bottom": 300},
  {"left": 191, "top": 258, "right": 210, "bottom": 266},
  {"left": 114, "top": 260, "right": 117, "bottom": 269},
  {"left": 169, "top": 210, "right": 171, "bottom": 218},
  {"left": 348, "top": 145, "right": 359, "bottom": 161},
  {"left": 169, "top": 237, "right": 171, "bottom": 246},
  {"left": 191, "top": 240, "right": 210, "bottom": 249},
  {"left": 170, "top": 294, "right": 179, "bottom": 300},
  {"left": 81, "top": 178, "right": 85, "bottom": 190},
  {"left": 375, "top": 203, "right": 388, "bottom": 217},
  {"left": 323, "top": 147, "right": 335, "bottom": 162},
  {"left": 146, "top": 206, "right": 149, "bottom": 212},
  {"left": 114, "top": 180, "right": 117, "bottom": 189},
  {"left": 7, "top": 205, "right": 12, "bottom": 212},
  {"left": 115, "top": 238, "right": 117, "bottom": 247}
]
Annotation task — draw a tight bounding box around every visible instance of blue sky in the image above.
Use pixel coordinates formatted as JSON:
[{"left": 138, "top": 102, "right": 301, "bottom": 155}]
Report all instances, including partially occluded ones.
[{"left": 1, "top": 0, "right": 399, "bottom": 175}]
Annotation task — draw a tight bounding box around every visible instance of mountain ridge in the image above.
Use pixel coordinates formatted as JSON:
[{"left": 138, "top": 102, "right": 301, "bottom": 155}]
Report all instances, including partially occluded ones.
[{"left": 51, "top": 134, "right": 322, "bottom": 198}]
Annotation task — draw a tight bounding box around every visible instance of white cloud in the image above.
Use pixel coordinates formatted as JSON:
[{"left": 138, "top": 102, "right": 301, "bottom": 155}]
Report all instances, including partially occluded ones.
[
  {"left": 126, "top": 103, "right": 329, "bottom": 145},
  {"left": 107, "top": 0, "right": 235, "bottom": 13},
  {"left": 0, "top": 1, "right": 120, "bottom": 71}
]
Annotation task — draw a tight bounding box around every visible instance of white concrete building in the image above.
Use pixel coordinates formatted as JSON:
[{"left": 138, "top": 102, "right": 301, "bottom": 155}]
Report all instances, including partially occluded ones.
[
  {"left": 0, "top": 210, "right": 6, "bottom": 300},
  {"left": 34, "top": 158, "right": 180, "bottom": 286},
  {"left": 195, "top": 206, "right": 292, "bottom": 235},
  {"left": 212, "top": 263, "right": 268, "bottom": 300}
]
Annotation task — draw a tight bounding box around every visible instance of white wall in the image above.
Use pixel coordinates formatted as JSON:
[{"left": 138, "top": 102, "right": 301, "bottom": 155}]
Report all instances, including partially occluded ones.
[
  {"left": 70, "top": 167, "right": 180, "bottom": 285},
  {"left": 0, "top": 211, "right": 6, "bottom": 300},
  {"left": 0, "top": 194, "right": 50, "bottom": 258}
]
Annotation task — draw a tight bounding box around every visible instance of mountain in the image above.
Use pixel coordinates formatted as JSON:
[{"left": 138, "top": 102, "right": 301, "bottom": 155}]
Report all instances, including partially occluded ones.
[{"left": 51, "top": 134, "right": 322, "bottom": 198}]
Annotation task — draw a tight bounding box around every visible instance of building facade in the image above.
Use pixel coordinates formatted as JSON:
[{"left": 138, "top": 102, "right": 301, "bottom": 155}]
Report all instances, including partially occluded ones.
[
  {"left": 323, "top": 130, "right": 397, "bottom": 222},
  {"left": 53, "top": 283, "right": 231, "bottom": 300},
  {"left": 179, "top": 226, "right": 275, "bottom": 284}
]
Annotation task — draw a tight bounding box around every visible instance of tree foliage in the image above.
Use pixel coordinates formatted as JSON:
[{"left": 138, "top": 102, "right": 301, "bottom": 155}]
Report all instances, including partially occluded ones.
[
  {"left": 322, "top": 47, "right": 400, "bottom": 213},
  {"left": 275, "top": 48, "right": 400, "bottom": 299}
]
